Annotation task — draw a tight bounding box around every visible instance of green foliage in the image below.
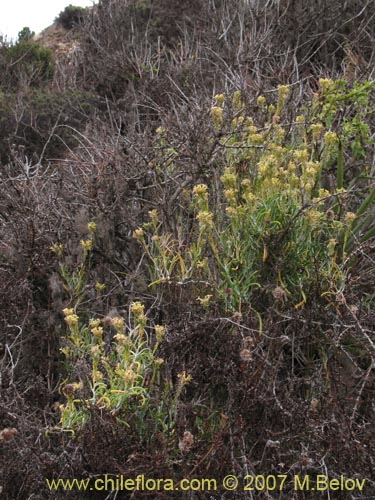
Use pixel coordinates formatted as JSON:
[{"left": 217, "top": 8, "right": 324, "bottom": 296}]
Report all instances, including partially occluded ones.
[
  {"left": 135, "top": 80, "right": 375, "bottom": 314},
  {"left": 55, "top": 4, "right": 87, "bottom": 30},
  {"left": 0, "top": 40, "right": 53, "bottom": 89},
  {"left": 17, "top": 27, "right": 35, "bottom": 43},
  {"left": 310, "top": 79, "right": 375, "bottom": 248}
]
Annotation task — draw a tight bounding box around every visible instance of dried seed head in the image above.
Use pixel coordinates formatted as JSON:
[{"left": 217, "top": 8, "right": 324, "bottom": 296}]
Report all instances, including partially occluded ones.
[
  {"left": 325, "top": 209, "right": 335, "bottom": 220},
  {"left": 62, "top": 382, "right": 82, "bottom": 396},
  {"left": 232, "top": 311, "right": 242, "bottom": 322},
  {"left": 0, "top": 428, "right": 18, "bottom": 443},
  {"left": 240, "top": 349, "right": 252, "bottom": 363},
  {"left": 62, "top": 384, "right": 75, "bottom": 396},
  {"left": 179, "top": 431, "right": 194, "bottom": 453},
  {"left": 299, "top": 454, "right": 313, "bottom": 467},
  {"left": 102, "top": 316, "right": 113, "bottom": 326},
  {"left": 349, "top": 304, "right": 359, "bottom": 316},
  {"left": 272, "top": 286, "right": 287, "bottom": 302},
  {"left": 336, "top": 291, "right": 346, "bottom": 305},
  {"left": 309, "top": 398, "right": 319, "bottom": 413},
  {"left": 279, "top": 335, "right": 291, "bottom": 346},
  {"left": 242, "top": 337, "right": 255, "bottom": 349}
]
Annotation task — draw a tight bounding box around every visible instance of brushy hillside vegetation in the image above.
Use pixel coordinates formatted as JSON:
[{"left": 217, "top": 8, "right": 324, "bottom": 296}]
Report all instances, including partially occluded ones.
[{"left": 1, "top": 1, "right": 375, "bottom": 498}]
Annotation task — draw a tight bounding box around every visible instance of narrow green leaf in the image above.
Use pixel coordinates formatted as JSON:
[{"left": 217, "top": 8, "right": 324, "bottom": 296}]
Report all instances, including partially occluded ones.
[
  {"left": 355, "top": 186, "right": 375, "bottom": 218},
  {"left": 337, "top": 140, "right": 343, "bottom": 190},
  {"left": 360, "top": 223, "right": 375, "bottom": 243}
]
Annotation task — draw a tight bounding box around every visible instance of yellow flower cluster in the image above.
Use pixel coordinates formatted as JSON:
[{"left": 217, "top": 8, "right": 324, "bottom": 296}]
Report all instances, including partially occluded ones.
[
  {"left": 305, "top": 208, "right": 323, "bottom": 227},
  {"left": 132, "top": 228, "right": 144, "bottom": 240},
  {"left": 243, "top": 191, "right": 257, "bottom": 204},
  {"left": 131, "top": 301, "right": 145, "bottom": 316},
  {"left": 114, "top": 333, "right": 128, "bottom": 345},
  {"left": 243, "top": 117, "right": 254, "bottom": 130},
  {"left": 214, "top": 94, "right": 225, "bottom": 106},
  {"left": 91, "top": 345, "right": 100, "bottom": 356},
  {"left": 211, "top": 106, "right": 223, "bottom": 129},
  {"left": 80, "top": 239, "right": 92, "bottom": 253},
  {"left": 318, "top": 189, "right": 330, "bottom": 198},
  {"left": 91, "top": 326, "right": 103, "bottom": 338},
  {"left": 112, "top": 317, "right": 124, "bottom": 332},
  {"left": 274, "top": 125, "right": 286, "bottom": 140},
  {"left": 87, "top": 222, "right": 96, "bottom": 234},
  {"left": 196, "top": 211, "right": 214, "bottom": 229},
  {"left": 220, "top": 168, "right": 237, "bottom": 188},
  {"left": 92, "top": 369, "right": 103, "bottom": 382},
  {"left": 89, "top": 318, "right": 101, "bottom": 329},
  {"left": 50, "top": 242, "right": 64, "bottom": 257},
  {"left": 123, "top": 369, "right": 137, "bottom": 384},
  {"left": 257, "top": 155, "right": 277, "bottom": 176},
  {"left": 177, "top": 371, "right": 192, "bottom": 384},
  {"left": 248, "top": 133, "right": 263, "bottom": 145},
  {"left": 257, "top": 95, "right": 266, "bottom": 107},
  {"left": 148, "top": 209, "right": 158, "bottom": 222},
  {"left": 196, "top": 294, "right": 212, "bottom": 307},
  {"left": 155, "top": 325, "right": 165, "bottom": 342},
  {"left": 319, "top": 78, "right": 334, "bottom": 92},
  {"left": 344, "top": 212, "right": 356, "bottom": 224},
  {"left": 324, "top": 131, "right": 338, "bottom": 148},
  {"left": 231, "top": 115, "right": 245, "bottom": 129},
  {"left": 226, "top": 206, "right": 238, "bottom": 217},
  {"left": 310, "top": 123, "right": 324, "bottom": 141},
  {"left": 293, "top": 149, "right": 309, "bottom": 163},
  {"left": 64, "top": 314, "right": 79, "bottom": 328},
  {"left": 268, "top": 104, "right": 276, "bottom": 114},
  {"left": 193, "top": 184, "right": 208, "bottom": 198},
  {"left": 95, "top": 282, "right": 106, "bottom": 292},
  {"left": 224, "top": 188, "right": 236, "bottom": 204},
  {"left": 277, "top": 85, "right": 289, "bottom": 99},
  {"left": 301, "top": 161, "right": 320, "bottom": 192}
]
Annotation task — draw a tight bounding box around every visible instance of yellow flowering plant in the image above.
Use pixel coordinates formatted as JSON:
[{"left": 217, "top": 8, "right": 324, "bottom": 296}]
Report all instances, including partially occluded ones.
[
  {"left": 51, "top": 222, "right": 190, "bottom": 437},
  {"left": 135, "top": 82, "right": 375, "bottom": 314},
  {"left": 58, "top": 296, "right": 190, "bottom": 438}
]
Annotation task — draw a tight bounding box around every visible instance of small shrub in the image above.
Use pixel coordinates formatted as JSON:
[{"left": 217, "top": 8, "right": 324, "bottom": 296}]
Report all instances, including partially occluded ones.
[
  {"left": 17, "top": 27, "right": 35, "bottom": 43},
  {"left": 0, "top": 40, "right": 53, "bottom": 89},
  {"left": 55, "top": 5, "right": 87, "bottom": 30}
]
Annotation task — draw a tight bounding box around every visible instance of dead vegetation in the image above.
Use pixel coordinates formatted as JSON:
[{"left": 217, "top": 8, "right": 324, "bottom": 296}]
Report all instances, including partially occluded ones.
[{"left": 1, "top": 1, "right": 375, "bottom": 499}]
